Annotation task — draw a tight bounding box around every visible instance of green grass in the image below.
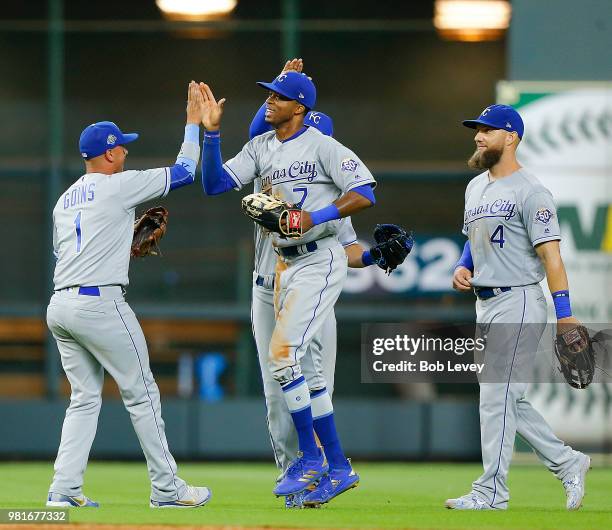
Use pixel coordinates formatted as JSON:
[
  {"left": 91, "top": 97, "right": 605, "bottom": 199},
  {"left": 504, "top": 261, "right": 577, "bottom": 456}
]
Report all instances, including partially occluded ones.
[{"left": 0, "top": 462, "right": 609, "bottom": 529}]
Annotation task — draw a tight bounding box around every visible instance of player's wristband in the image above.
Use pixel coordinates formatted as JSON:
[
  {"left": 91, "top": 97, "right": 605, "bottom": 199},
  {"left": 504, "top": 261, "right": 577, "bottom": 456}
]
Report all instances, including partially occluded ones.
[
  {"left": 552, "top": 290, "right": 572, "bottom": 319},
  {"left": 361, "top": 250, "right": 375, "bottom": 266},
  {"left": 310, "top": 204, "right": 340, "bottom": 226},
  {"left": 204, "top": 130, "right": 221, "bottom": 143}
]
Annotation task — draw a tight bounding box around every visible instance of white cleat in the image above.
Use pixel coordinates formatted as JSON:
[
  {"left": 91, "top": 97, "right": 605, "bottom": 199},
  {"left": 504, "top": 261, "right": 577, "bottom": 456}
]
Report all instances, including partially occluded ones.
[
  {"left": 563, "top": 455, "right": 591, "bottom": 511},
  {"left": 445, "top": 493, "right": 496, "bottom": 510},
  {"left": 150, "top": 485, "right": 212, "bottom": 508},
  {"left": 46, "top": 492, "right": 99, "bottom": 508}
]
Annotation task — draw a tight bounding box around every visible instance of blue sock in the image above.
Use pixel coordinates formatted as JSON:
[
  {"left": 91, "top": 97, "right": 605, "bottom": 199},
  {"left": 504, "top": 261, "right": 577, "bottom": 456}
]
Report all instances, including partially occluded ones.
[
  {"left": 281, "top": 377, "right": 319, "bottom": 460},
  {"left": 311, "top": 388, "right": 350, "bottom": 470}
]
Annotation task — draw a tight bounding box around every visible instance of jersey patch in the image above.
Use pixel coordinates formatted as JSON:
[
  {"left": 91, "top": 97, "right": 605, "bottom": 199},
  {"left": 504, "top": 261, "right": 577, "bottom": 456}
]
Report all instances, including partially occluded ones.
[
  {"left": 341, "top": 158, "right": 359, "bottom": 172},
  {"left": 534, "top": 207, "right": 554, "bottom": 225}
]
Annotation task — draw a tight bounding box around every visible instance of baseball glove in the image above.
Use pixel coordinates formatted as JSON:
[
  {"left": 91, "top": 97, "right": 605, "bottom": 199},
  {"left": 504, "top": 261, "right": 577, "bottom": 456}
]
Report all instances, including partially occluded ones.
[
  {"left": 554, "top": 325, "right": 596, "bottom": 389},
  {"left": 131, "top": 206, "right": 169, "bottom": 257},
  {"left": 370, "top": 223, "right": 414, "bottom": 274},
  {"left": 241, "top": 192, "right": 302, "bottom": 238}
]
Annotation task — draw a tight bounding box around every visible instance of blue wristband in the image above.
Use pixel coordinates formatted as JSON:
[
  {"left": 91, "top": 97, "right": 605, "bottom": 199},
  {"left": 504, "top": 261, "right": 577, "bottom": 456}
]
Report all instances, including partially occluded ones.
[
  {"left": 552, "top": 290, "right": 572, "bottom": 319},
  {"left": 362, "top": 250, "right": 374, "bottom": 266},
  {"left": 310, "top": 204, "right": 341, "bottom": 226}
]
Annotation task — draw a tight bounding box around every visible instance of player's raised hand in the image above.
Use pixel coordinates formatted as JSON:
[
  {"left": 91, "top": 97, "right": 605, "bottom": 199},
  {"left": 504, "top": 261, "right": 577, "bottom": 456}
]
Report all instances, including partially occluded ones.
[
  {"left": 453, "top": 266, "right": 473, "bottom": 292},
  {"left": 199, "top": 82, "right": 226, "bottom": 131},
  {"left": 186, "top": 81, "right": 204, "bottom": 125},
  {"left": 281, "top": 58, "right": 303, "bottom": 74}
]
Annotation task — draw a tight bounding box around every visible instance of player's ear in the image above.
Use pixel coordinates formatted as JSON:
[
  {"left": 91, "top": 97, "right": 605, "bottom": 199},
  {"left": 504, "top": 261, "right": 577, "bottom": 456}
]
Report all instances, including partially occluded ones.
[
  {"left": 103, "top": 149, "right": 114, "bottom": 163},
  {"left": 295, "top": 103, "right": 306, "bottom": 116}
]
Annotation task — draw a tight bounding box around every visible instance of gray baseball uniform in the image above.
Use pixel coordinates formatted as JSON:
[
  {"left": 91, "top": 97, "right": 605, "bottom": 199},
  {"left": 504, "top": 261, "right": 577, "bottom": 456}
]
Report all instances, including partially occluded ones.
[
  {"left": 47, "top": 129, "right": 199, "bottom": 503},
  {"left": 463, "top": 168, "right": 585, "bottom": 509},
  {"left": 252, "top": 217, "right": 357, "bottom": 470},
  {"left": 226, "top": 127, "right": 375, "bottom": 384}
]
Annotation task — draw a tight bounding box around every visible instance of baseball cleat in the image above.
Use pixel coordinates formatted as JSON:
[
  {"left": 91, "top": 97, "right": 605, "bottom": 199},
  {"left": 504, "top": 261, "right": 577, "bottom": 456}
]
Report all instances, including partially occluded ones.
[
  {"left": 284, "top": 482, "right": 319, "bottom": 508},
  {"left": 273, "top": 450, "right": 328, "bottom": 496},
  {"left": 46, "top": 492, "right": 99, "bottom": 508},
  {"left": 563, "top": 454, "right": 591, "bottom": 511},
  {"left": 150, "top": 485, "right": 212, "bottom": 508},
  {"left": 303, "top": 461, "right": 359, "bottom": 506},
  {"left": 445, "top": 493, "right": 496, "bottom": 510}
]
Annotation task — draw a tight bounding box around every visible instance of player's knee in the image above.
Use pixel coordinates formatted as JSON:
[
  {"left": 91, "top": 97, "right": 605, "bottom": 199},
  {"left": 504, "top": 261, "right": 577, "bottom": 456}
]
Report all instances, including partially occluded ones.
[
  {"left": 68, "top": 392, "right": 102, "bottom": 414},
  {"left": 269, "top": 335, "right": 291, "bottom": 361},
  {"left": 118, "top": 386, "right": 150, "bottom": 408}
]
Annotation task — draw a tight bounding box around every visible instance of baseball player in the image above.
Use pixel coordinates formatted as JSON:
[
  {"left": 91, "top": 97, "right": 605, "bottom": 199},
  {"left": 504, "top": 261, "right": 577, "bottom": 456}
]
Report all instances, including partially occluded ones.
[
  {"left": 199, "top": 70, "right": 377, "bottom": 505},
  {"left": 447, "top": 104, "right": 591, "bottom": 510},
  {"left": 245, "top": 60, "right": 400, "bottom": 508},
  {"left": 45, "top": 82, "right": 212, "bottom": 509}
]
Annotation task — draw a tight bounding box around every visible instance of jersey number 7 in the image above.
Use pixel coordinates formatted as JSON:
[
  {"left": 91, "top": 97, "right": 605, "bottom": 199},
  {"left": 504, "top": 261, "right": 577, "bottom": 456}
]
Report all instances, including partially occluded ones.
[
  {"left": 293, "top": 187, "right": 308, "bottom": 208},
  {"left": 490, "top": 224, "right": 505, "bottom": 248}
]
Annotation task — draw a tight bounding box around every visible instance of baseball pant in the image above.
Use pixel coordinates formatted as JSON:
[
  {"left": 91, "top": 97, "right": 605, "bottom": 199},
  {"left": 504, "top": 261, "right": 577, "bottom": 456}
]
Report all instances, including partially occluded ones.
[
  {"left": 251, "top": 272, "right": 337, "bottom": 471},
  {"left": 46, "top": 286, "right": 187, "bottom": 502},
  {"left": 472, "top": 283, "right": 583, "bottom": 509},
  {"left": 268, "top": 240, "right": 347, "bottom": 385}
]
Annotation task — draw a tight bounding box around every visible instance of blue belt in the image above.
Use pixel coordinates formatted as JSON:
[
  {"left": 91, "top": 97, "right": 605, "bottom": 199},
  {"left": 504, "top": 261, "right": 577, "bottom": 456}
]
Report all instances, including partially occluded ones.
[
  {"left": 277, "top": 240, "right": 318, "bottom": 258},
  {"left": 78, "top": 286, "right": 100, "bottom": 296},
  {"left": 475, "top": 286, "right": 511, "bottom": 300},
  {"left": 255, "top": 275, "right": 275, "bottom": 288}
]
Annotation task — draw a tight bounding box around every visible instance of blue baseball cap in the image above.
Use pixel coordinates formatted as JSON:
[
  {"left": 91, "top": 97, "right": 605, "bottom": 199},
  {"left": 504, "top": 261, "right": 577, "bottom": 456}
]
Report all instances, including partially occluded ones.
[
  {"left": 79, "top": 121, "right": 139, "bottom": 160},
  {"left": 462, "top": 104, "right": 524, "bottom": 139},
  {"left": 305, "top": 111, "right": 333, "bottom": 136},
  {"left": 257, "top": 71, "right": 316, "bottom": 110}
]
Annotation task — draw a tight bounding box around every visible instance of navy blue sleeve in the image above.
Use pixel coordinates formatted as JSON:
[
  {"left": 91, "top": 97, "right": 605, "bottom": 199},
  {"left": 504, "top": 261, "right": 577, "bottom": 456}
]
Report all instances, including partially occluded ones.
[
  {"left": 351, "top": 183, "right": 376, "bottom": 205},
  {"left": 249, "top": 103, "right": 272, "bottom": 140},
  {"left": 201, "top": 131, "right": 236, "bottom": 196}
]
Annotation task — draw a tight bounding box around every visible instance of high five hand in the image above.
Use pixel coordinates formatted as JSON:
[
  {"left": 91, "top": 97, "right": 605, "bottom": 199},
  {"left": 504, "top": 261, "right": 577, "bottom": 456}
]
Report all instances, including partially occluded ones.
[{"left": 199, "top": 83, "right": 226, "bottom": 132}]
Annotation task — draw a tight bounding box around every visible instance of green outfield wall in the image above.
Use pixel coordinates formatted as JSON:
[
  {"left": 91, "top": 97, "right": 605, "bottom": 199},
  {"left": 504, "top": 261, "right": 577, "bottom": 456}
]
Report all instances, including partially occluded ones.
[{"left": 0, "top": 398, "right": 480, "bottom": 460}]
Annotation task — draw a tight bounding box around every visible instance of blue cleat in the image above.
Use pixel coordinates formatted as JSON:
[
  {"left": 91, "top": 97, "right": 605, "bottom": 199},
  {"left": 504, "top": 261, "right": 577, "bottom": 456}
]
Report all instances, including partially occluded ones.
[
  {"left": 273, "top": 451, "right": 328, "bottom": 497},
  {"left": 303, "top": 461, "right": 359, "bottom": 506},
  {"left": 284, "top": 483, "right": 319, "bottom": 508},
  {"left": 46, "top": 492, "right": 99, "bottom": 508},
  {"left": 150, "top": 485, "right": 212, "bottom": 508}
]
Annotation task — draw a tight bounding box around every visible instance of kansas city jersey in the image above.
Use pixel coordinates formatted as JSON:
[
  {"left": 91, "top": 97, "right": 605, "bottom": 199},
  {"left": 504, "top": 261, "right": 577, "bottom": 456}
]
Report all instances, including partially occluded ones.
[
  {"left": 52, "top": 168, "right": 170, "bottom": 289},
  {"left": 225, "top": 127, "right": 376, "bottom": 248},
  {"left": 462, "top": 168, "right": 561, "bottom": 287}
]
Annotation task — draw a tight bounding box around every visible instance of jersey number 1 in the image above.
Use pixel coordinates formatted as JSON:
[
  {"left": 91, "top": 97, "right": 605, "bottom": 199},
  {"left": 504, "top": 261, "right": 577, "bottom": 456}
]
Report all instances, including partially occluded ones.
[
  {"left": 490, "top": 224, "right": 505, "bottom": 248},
  {"left": 74, "top": 211, "right": 83, "bottom": 253}
]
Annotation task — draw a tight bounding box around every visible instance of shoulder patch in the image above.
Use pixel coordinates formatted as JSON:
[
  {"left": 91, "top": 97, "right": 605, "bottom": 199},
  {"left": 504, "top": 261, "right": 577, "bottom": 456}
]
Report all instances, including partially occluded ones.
[
  {"left": 341, "top": 158, "right": 359, "bottom": 172},
  {"left": 534, "top": 207, "right": 554, "bottom": 225}
]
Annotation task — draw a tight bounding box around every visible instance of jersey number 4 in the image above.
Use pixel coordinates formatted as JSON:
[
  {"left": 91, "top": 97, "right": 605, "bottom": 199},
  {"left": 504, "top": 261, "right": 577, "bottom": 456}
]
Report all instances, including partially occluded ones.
[
  {"left": 74, "top": 211, "right": 83, "bottom": 253},
  {"left": 490, "top": 224, "right": 505, "bottom": 248}
]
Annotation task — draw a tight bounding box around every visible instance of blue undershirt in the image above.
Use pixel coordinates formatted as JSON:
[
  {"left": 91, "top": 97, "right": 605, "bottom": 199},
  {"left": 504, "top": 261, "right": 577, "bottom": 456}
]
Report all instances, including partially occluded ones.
[
  {"left": 456, "top": 240, "right": 474, "bottom": 271},
  {"left": 249, "top": 103, "right": 272, "bottom": 140},
  {"left": 201, "top": 131, "right": 235, "bottom": 195},
  {"left": 168, "top": 124, "right": 200, "bottom": 191}
]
